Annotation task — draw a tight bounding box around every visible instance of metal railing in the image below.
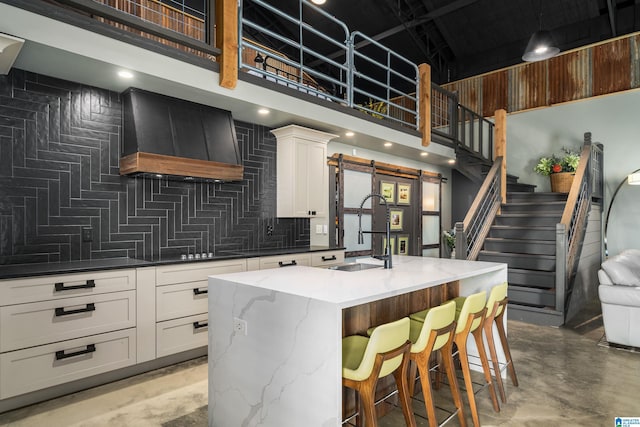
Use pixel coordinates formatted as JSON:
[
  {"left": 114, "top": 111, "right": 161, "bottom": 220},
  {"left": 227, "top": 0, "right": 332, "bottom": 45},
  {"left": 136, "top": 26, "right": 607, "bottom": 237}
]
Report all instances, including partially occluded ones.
[
  {"left": 239, "top": 0, "right": 419, "bottom": 129},
  {"left": 454, "top": 157, "right": 503, "bottom": 260},
  {"left": 457, "top": 105, "right": 495, "bottom": 162},
  {"left": 61, "top": 0, "right": 487, "bottom": 144},
  {"left": 431, "top": 83, "right": 495, "bottom": 162},
  {"left": 57, "top": 0, "right": 218, "bottom": 55},
  {"left": 239, "top": 0, "right": 351, "bottom": 104},
  {"left": 349, "top": 32, "right": 419, "bottom": 129},
  {"left": 556, "top": 134, "right": 603, "bottom": 314},
  {"left": 431, "top": 83, "right": 457, "bottom": 141}
]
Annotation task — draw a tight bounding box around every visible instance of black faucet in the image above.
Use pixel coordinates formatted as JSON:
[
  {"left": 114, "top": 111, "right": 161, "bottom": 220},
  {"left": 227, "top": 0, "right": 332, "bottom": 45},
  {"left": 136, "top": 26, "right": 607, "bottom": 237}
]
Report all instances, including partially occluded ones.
[{"left": 357, "top": 193, "right": 392, "bottom": 269}]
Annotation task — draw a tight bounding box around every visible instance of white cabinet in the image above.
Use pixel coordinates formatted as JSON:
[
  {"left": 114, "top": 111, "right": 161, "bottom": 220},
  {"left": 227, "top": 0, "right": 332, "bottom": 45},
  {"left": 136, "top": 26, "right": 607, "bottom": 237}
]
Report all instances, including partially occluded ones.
[
  {"left": 0, "top": 269, "right": 138, "bottom": 399},
  {"left": 272, "top": 125, "right": 337, "bottom": 218},
  {"left": 310, "top": 250, "right": 345, "bottom": 268},
  {"left": 154, "top": 259, "right": 247, "bottom": 357},
  {"left": 258, "top": 253, "right": 311, "bottom": 270}
]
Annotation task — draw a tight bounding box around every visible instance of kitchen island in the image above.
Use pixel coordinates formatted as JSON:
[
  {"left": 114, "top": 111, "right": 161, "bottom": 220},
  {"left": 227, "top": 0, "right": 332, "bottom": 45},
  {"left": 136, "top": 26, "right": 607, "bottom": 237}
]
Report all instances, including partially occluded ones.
[{"left": 207, "top": 256, "right": 508, "bottom": 427}]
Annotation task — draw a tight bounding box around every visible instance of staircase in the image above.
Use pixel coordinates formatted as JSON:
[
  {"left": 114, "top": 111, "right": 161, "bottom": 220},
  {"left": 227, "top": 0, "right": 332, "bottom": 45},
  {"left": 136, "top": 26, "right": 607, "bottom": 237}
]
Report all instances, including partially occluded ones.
[{"left": 477, "top": 192, "right": 567, "bottom": 326}]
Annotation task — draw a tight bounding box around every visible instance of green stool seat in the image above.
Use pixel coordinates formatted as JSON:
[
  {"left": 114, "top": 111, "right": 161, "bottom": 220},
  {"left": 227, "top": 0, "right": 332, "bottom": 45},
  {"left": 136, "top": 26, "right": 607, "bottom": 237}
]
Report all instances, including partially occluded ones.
[{"left": 342, "top": 317, "right": 416, "bottom": 427}]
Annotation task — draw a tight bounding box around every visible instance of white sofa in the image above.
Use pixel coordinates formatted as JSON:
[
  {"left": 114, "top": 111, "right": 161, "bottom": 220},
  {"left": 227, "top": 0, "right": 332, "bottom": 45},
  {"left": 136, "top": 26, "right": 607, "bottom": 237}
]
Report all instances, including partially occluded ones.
[{"left": 598, "top": 249, "right": 640, "bottom": 347}]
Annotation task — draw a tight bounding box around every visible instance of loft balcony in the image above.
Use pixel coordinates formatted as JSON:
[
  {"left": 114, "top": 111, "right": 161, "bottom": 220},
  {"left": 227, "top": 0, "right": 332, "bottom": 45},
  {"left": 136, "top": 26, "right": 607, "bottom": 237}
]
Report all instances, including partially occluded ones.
[{"left": 0, "top": 0, "right": 495, "bottom": 165}]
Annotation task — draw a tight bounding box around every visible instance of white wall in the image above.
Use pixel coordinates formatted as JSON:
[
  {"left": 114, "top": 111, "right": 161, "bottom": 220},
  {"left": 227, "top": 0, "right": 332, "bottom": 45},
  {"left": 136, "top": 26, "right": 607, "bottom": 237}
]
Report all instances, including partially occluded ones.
[{"left": 505, "top": 89, "right": 640, "bottom": 257}]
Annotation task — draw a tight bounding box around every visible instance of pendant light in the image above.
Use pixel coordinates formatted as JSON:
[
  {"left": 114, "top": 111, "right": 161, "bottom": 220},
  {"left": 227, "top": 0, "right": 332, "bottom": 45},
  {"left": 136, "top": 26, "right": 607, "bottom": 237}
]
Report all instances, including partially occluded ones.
[{"left": 522, "top": 2, "right": 559, "bottom": 62}]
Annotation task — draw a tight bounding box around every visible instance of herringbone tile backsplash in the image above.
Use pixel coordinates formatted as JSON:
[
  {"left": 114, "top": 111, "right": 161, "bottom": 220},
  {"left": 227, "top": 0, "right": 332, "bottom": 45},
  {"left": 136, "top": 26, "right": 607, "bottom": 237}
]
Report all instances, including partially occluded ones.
[{"left": 0, "top": 70, "right": 309, "bottom": 264}]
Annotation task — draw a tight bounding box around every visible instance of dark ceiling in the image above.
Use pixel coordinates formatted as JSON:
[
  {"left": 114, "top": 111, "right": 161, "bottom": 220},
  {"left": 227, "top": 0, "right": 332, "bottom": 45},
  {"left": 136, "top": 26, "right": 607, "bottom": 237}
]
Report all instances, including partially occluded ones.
[{"left": 242, "top": 0, "right": 640, "bottom": 84}]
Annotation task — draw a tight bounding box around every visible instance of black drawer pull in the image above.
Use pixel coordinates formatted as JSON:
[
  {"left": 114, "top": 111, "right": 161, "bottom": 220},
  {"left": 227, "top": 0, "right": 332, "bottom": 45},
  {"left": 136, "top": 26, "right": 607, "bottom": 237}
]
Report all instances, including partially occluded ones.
[
  {"left": 55, "top": 344, "right": 96, "bottom": 360},
  {"left": 193, "top": 321, "right": 208, "bottom": 329},
  {"left": 193, "top": 288, "right": 208, "bottom": 295},
  {"left": 278, "top": 260, "right": 297, "bottom": 267},
  {"left": 321, "top": 255, "right": 337, "bottom": 262},
  {"left": 55, "top": 303, "right": 96, "bottom": 317},
  {"left": 55, "top": 279, "right": 96, "bottom": 292}
]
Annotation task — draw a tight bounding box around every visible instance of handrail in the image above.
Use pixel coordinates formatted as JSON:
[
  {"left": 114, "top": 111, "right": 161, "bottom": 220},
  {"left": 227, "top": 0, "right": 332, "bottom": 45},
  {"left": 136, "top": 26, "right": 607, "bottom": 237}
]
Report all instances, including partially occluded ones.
[
  {"left": 454, "top": 157, "right": 503, "bottom": 260},
  {"left": 238, "top": 0, "right": 420, "bottom": 130},
  {"left": 69, "top": 0, "right": 487, "bottom": 147},
  {"left": 239, "top": 0, "right": 351, "bottom": 104},
  {"left": 349, "top": 31, "right": 419, "bottom": 129},
  {"left": 555, "top": 133, "right": 603, "bottom": 314},
  {"left": 431, "top": 83, "right": 457, "bottom": 141},
  {"left": 457, "top": 104, "right": 494, "bottom": 163}
]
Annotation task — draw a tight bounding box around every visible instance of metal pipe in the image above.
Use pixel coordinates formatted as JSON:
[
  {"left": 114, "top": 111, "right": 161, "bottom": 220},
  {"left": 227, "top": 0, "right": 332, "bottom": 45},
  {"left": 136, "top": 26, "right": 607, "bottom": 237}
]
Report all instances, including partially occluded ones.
[{"left": 357, "top": 193, "right": 392, "bottom": 269}]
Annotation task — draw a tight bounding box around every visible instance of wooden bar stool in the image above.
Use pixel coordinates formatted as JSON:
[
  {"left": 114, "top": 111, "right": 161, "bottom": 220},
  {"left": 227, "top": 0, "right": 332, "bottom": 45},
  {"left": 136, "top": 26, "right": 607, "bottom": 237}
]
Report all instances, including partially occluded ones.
[
  {"left": 482, "top": 282, "right": 519, "bottom": 403},
  {"left": 342, "top": 317, "right": 416, "bottom": 427},
  {"left": 412, "top": 291, "right": 499, "bottom": 427},
  {"left": 407, "top": 300, "right": 466, "bottom": 427}
]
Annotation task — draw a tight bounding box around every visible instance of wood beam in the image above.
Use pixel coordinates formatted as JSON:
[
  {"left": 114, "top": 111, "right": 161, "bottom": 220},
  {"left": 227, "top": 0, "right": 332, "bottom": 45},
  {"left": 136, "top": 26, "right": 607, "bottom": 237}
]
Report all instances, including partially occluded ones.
[
  {"left": 216, "top": 0, "right": 238, "bottom": 89},
  {"left": 419, "top": 63, "right": 432, "bottom": 147},
  {"left": 494, "top": 109, "right": 507, "bottom": 207}
]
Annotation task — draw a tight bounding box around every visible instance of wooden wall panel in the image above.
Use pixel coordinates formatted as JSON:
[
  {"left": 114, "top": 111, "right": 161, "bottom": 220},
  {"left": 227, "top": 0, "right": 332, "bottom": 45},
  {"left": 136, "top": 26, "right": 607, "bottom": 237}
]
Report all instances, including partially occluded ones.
[
  {"left": 508, "top": 61, "right": 547, "bottom": 112},
  {"left": 446, "top": 32, "right": 640, "bottom": 117},
  {"left": 592, "top": 37, "right": 631, "bottom": 96},
  {"left": 482, "top": 70, "right": 508, "bottom": 117},
  {"left": 443, "top": 77, "right": 481, "bottom": 116},
  {"left": 549, "top": 49, "right": 592, "bottom": 104}
]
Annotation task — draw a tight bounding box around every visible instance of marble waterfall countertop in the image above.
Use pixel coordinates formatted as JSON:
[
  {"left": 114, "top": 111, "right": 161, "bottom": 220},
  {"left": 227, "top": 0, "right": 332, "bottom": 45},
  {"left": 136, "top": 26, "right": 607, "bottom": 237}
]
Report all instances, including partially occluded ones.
[
  {"left": 207, "top": 255, "right": 508, "bottom": 427},
  {"left": 206, "top": 255, "right": 506, "bottom": 308}
]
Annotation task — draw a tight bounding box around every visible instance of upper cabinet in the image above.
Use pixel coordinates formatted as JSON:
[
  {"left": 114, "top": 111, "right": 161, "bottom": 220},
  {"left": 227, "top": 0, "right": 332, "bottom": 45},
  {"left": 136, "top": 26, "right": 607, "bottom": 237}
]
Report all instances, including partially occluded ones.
[{"left": 272, "top": 125, "right": 337, "bottom": 218}]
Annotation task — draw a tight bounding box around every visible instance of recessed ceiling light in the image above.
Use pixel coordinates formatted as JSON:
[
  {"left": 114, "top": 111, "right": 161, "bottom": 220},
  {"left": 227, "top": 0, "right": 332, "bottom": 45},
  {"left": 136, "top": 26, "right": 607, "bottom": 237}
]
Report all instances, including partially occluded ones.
[
  {"left": 384, "top": 142, "right": 393, "bottom": 147},
  {"left": 311, "top": 0, "right": 326, "bottom": 4},
  {"left": 420, "top": 152, "right": 428, "bottom": 157},
  {"left": 345, "top": 131, "right": 354, "bottom": 137},
  {"left": 258, "top": 108, "right": 270, "bottom": 115},
  {"left": 117, "top": 70, "right": 134, "bottom": 79},
  {"left": 448, "top": 159, "right": 456, "bottom": 164}
]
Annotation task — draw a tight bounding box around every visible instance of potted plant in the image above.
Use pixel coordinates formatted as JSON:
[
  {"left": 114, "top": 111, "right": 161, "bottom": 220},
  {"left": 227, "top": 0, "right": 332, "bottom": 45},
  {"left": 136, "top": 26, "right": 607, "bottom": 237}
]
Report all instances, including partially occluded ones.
[
  {"left": 443, "top": 229, "right": 456, "bottom": 258},
  {"left": 534, "top": 147, "right": 580, "bottom": 193}
]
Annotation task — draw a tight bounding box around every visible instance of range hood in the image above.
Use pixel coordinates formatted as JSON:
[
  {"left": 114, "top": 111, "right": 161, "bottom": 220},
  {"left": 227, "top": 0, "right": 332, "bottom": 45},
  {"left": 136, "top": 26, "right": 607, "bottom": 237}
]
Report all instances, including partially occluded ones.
[{"left": 120, "top": 88, "right": 244, "bottom": 181}]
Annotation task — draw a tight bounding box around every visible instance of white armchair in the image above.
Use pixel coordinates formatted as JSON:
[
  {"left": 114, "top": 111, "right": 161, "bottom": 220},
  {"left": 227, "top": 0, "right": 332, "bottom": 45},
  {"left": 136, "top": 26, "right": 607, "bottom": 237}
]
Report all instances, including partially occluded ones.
[{"left": 598, "top": 249, "right": 640, "bottom": 347}]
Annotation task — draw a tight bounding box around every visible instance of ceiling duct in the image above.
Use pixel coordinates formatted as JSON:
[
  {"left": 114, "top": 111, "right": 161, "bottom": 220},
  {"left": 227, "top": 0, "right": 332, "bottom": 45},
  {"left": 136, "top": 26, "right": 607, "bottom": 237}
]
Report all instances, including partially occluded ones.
[{"left": 119, "top": 88, "right": 244, "bottom": 182}]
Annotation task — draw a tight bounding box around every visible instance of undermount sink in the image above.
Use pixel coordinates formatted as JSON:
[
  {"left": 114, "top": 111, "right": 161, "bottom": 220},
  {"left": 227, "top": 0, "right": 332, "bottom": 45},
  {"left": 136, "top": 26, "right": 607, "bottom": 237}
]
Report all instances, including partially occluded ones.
[{"left": 328, "top": 263, "right": 382, "bottom": 272}]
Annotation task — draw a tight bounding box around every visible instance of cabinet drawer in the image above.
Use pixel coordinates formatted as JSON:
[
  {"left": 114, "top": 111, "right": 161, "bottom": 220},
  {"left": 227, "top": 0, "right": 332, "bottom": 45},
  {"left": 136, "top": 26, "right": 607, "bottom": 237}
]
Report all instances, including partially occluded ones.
[
  {"left": 310, "top": 251, "right": 345, "bottom": 268},
  {"left": 156, "top": 282, "right": 208, "bottom": 322},
  {"left": 156, "top": 313, "right": 208, "bottom": 358},
  {"left": 0, "top": 328, "right": 136, "bottom": 399},
  {"left": 155, "top": 259, "right": 247, "bottom": 286},
  {"left": 259, "top": 254, "right": 310, "bottom": 270},
  {"left": 0, "top": 291, "right": 136, "bottom": 352},
  {"left": 0, "top": 269, "right": 136, "bottom": 306}
]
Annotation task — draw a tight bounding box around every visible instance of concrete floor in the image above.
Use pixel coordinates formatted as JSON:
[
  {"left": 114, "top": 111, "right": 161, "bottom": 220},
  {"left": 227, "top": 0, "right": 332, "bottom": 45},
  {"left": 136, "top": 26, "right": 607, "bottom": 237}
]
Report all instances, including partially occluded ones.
[{"left": 1, "top": 302, "right": 639, "bottom": 426}]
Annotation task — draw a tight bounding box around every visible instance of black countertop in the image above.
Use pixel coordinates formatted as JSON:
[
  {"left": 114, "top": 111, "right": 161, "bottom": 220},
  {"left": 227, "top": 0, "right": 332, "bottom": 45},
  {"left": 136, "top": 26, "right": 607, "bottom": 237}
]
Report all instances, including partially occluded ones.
[{"left": 0, "top": 246, "right": 344, "bottom": 280}]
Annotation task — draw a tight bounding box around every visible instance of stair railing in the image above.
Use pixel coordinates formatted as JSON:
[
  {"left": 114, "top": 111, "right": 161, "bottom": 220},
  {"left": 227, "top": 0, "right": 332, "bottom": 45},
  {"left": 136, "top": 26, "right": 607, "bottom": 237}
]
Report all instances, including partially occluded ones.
[
  {"left": 454, "top": 157, "right": 504, "bottom": 260},
  {"left": 555, "top": 133, "right": 603, "bottom": 314}
]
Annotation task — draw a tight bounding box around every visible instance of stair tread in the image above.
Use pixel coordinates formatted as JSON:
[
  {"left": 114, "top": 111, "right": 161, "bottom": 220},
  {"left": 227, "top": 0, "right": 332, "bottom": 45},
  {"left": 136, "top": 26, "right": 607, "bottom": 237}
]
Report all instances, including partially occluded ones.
[
  {"left": 509, "top": 285, "right": 555, "bottom": 293},
  {"left": 485, "top": 237, "right": 555, "bottom": 244},
  {"left": 507, "top": 191, "right": 567, "bottom": 195},
  {"left": 509, "top": 267, "right": 555, "bottom": 275},
  {"left": 502, "top": 201, "right": 565, "bottom": 206},
  {"left": 491, "top": 225, "right": 556, "bottom": 229},
  {"left": 498, "top": 213, "right": 562, "bottom": 217},
  {"left": 479, "top": 250, "right": 555, "bottom": 259},
  {"left": 507, "top": 303, "right": 562, "bottom": 315}
]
